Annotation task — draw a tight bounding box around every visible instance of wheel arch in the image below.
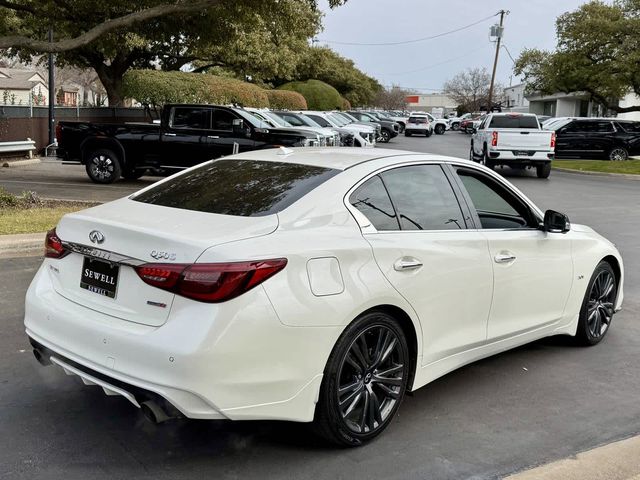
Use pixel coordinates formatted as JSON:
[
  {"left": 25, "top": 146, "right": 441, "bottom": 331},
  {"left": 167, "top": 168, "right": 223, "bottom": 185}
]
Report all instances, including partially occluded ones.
[
  {"left": 80, "top": 137, "right": 126, "bottom": 167},
  {"left": 350, "top": 304, "right": 420, "bottom": 391},
  {"left": 601, "top": 254, "right": 622, "bottom": 289}
]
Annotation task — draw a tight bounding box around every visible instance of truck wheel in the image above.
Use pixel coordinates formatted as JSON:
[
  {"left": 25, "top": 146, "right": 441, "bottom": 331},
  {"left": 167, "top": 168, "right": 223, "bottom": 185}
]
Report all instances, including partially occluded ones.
[
  {"left": 435, "top": 124, "right": 445, "bottom": 135},
  {"left": 425, "top": 129, "right": 432, "bottom": 138},
  {"left": 481, "top": 147, "right": 494, "bottom": 170},
  {"left": 85, "top": 148, "right": 122, "bottom": 184},
  {"left": 451, "top": 122, "right": 460, "bottom": 131},
  {"left": 469, "top": 145, "right": 479, "bottom": 162},
  {"left": 536, "top": 162, "right": 552, "bottom": 178},
  {"left": 380, "top": 129, "right": 391, "bottom": 143},
  {"left": 122, "top": 168, "right": 147, "bottom": 180}
]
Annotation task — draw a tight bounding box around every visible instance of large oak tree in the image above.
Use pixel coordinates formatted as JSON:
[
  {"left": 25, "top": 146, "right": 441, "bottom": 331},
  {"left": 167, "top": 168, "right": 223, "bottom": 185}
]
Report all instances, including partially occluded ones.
[{"left": 514, "top": 0, "right": 640, "bottom": 114}]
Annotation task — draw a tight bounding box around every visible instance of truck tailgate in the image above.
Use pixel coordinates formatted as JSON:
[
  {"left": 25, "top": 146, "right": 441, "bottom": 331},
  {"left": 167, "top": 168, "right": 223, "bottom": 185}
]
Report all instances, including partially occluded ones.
[{"left": 497, "top": 130, "right": 553, "bottom": 150}]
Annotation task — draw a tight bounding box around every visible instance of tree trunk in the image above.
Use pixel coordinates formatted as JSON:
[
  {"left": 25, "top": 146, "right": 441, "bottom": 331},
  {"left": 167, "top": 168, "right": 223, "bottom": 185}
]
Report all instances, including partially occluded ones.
[{"left": 93, "top": 63, "right": 124, "bottom": 107}]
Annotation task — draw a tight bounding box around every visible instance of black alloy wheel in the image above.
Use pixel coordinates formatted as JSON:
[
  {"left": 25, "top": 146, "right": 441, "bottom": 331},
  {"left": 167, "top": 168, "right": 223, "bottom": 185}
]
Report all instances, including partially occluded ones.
[
  {"left": 435, "top": 124, "right": 445, "bottom": 135},
  {"left": 380, "top": 129, "right": 391, "bottom": 143},
  {"left": 85, "top": 148, "right": 122, "bottom": 184},
  {"left": 576, "top": 261, "right": 617, "bottom": 345},
  {"left": 314, "top": 312, "right": 410, "bottom": 446}
]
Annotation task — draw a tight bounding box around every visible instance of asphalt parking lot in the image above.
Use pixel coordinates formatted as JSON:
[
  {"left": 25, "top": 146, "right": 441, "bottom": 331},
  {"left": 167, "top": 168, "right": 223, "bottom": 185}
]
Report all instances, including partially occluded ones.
[{"left": 1, "top": 132, "right": 639, "bottom": 480}]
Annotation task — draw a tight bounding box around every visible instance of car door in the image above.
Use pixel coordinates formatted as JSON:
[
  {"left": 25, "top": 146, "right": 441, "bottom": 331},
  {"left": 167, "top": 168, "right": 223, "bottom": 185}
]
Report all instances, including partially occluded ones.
[
  {"left": 555, "top": 120, "right": 587, "bottom": 157},
  {"left": 348, "top": 163, "right": 494, "bottom": 365},
  {"left": 451, "top": 166, "right": 573, "bottom": 339},
  {"left": 162, "top": 106, "right": 213, "bottom": 168},
  {"left": 206, "top": 108, "right": 256, "bottom": 157}
]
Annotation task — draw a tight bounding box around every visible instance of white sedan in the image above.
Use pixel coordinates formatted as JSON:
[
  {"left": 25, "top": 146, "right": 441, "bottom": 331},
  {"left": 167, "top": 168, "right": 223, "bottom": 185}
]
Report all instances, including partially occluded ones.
[{"left": 25, "top": 147, "right": 624, "bottom": 446}]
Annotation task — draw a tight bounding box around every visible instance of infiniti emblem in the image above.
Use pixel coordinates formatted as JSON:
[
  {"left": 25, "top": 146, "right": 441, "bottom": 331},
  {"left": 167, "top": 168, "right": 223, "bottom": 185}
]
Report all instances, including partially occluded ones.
[{"left": 89, "top": 230, "right": 105, "bottom": 244}]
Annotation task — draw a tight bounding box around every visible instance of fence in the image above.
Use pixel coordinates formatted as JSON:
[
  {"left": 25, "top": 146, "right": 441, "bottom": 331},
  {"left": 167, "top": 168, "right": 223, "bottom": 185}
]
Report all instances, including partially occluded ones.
[{"left": 0, "top": 106, "right": 151, "bottom": 154}]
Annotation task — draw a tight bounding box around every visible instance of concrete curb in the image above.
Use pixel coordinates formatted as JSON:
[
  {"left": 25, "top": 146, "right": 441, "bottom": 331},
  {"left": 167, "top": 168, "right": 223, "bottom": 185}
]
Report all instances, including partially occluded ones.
[
  {"left": 1, "top": 158, "right": 42, "bottom": 168},
  {"left": 553, "top": 167, "right": 640, "bottom": 180},
  {"left": 0, "top": 232, "right": 46, "bottom": 259}
]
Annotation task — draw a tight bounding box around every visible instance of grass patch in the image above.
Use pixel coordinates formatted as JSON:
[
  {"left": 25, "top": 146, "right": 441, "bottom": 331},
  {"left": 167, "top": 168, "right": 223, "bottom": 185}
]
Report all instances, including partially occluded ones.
[
  {"left": 554, "top": 159, "right": 640, "bottom": 175},
  {"left": 0, "top": 188, "right": 96, "bottom": 235}
]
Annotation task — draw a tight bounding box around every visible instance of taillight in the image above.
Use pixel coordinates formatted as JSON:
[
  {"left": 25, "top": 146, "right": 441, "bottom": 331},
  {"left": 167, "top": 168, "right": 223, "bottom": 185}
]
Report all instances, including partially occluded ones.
[
  {"left": 491, "top": 131, "right": 498, "bottom": 147},
  {"left": 135, "top": 259, "right": 287, "bottom": 303},
  {"left": 45, "top": 228, "right": 68, "bottom": 259},
  {"left": 550, "top": 132, "right": 556, "bottom": 149}
]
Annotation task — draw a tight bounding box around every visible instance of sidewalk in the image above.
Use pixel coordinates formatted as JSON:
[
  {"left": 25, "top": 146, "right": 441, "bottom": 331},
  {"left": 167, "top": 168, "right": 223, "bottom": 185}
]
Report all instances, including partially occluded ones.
[
  {"left": 0, "top": 232, "right": 45, "bottom": 259},
  {"left": 506, "top": 435, "right": 640, "bottom": 480}
]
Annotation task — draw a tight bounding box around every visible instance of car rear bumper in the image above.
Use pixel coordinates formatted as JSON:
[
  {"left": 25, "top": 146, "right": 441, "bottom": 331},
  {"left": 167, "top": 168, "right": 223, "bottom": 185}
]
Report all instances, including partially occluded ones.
[
  {"left": 24, "top": 260, "right": 338, "bottom": 422},
  {"left": 488, "top": 150, "right": 554, "bottom": 162}
]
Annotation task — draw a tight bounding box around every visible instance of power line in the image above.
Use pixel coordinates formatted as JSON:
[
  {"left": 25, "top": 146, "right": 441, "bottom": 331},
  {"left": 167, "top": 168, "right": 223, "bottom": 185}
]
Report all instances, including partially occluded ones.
[
  {"left": 380, "top": 45, "right": 489, "bottom": 76},
  {"left": 317, "top": 13, "right": 498, "bottom": 46}
]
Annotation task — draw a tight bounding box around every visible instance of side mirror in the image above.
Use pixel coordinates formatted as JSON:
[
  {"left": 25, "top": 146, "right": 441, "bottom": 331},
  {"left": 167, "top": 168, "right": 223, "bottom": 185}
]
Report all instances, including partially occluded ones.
[
  {"left": 232, "top": 118, "right": 248, "bottom": 135},
  {"left": 543, "top": 209, "right": 570, "bottom": 233}
]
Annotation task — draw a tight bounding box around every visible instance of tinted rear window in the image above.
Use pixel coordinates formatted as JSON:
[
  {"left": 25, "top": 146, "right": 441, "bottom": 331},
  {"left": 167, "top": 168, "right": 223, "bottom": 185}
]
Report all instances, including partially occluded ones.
[
  {"left": 489, "top": 116, "right": 539, "bottom": 129},
  {"left": 408, "top": 117, "right": 427, "bottom": 124},
  {"left": 133, "top": 160, "right": 339, "bottom": 217}
]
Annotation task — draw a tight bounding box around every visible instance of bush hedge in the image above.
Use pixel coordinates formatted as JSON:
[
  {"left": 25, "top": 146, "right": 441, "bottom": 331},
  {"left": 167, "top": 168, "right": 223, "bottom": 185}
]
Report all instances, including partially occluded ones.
[
  {"left": 123, "top": 70, "right": 269, "bottom": 108},
  {"left": 264, "top": 89, "right": 307, "bottom": 110},
  {"left": 277, "top": 79, "right": 343, "bottom": 110},
  {"left": 341, "top": 97, "right": 352, "bottom": 111}
]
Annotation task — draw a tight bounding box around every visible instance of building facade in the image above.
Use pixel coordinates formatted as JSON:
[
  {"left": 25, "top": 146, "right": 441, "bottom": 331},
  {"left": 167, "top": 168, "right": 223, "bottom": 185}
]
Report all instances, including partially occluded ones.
[
  {"left": 503, "top": 83, "right": 529, "bottom": 112},
  {"left": 526, "top": 91, "right": 640, "bottom": 121},
  {"left": 404, "top": 93, "right": 457, "bottom": 115},
  {"left": 0, "top": 68, "right": 48, "bottom": 106}
]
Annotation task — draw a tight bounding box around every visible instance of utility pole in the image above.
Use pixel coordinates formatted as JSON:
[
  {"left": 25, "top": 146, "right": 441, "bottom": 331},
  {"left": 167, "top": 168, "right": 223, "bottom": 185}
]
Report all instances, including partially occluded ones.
[
  {"left": 487, "top": 10, "right": 507, "bottom": 112},
  {"left": 48, "top": 28, "right": 55, "bottom": 146}
]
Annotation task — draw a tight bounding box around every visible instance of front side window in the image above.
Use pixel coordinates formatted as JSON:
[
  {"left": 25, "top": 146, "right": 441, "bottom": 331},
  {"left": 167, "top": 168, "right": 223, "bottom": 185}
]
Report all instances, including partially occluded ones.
[
  {"left": 212, "top": 109, "right": 237, "bottom": 131},
  {"left": 306, "top": 114, "right": 331, "bottom": 128},
  {"left": 349, "top": 176, "right": 399, "bottom": 231},
  {"left": 457, "top": 170, "right": 534, "bottom": 229},
  {"left": 380, "top": 165, "right": 465, "bottom": 230},
  {"left": 171, "top": 107, "right": 211, "bottom": 130}
]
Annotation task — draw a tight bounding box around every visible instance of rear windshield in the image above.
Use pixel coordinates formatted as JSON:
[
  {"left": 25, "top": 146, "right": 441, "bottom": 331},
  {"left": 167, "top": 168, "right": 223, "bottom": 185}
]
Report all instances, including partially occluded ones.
[
  {"left": 489, "top": 116, "right": 539, "bottom": 129},
  {"left": 408, "top": 117, "right": 427, "bottom": 124},
  {"left": 133, "top": 159, "right": 339, "bottom": 217}
]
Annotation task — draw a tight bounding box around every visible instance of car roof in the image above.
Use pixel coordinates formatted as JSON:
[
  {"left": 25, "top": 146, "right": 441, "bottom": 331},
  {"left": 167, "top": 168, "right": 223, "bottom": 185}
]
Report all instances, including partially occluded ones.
[{"left": 225, "top": 147, "right": 469, "bottom": 171}]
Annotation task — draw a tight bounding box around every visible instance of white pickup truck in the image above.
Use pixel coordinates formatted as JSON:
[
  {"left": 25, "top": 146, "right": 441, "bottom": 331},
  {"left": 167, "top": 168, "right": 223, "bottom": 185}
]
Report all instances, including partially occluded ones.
[{"left": 470, "top": 113, "right": 556, "bottom": 178}]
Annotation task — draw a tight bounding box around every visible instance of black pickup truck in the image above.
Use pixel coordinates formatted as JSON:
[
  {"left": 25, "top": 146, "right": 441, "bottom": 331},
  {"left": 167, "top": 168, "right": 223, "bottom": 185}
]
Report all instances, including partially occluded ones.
[{"left": 57, "top": 104, "right": 321, "bottom": 183}]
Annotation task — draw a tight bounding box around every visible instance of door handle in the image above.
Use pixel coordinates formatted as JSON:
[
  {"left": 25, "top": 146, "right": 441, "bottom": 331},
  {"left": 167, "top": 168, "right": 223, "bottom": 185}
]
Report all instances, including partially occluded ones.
[
  {"left": 494, "top": 253, "right": 517, "bottom": 263},
  {"left": 207, "top": 135, "right": 220, "bottom": 139},
  {"left": 164, "top": 133, "right": 176, "bottom": 137},
  {"left": 394, "top": 257, "right": 423, "bottom": 271}
]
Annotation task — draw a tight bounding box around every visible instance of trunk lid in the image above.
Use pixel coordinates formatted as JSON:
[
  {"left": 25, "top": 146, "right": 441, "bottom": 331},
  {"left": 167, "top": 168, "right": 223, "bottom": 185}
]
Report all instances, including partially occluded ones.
[{"left": 52, "top": 198, "right": 278, "bottom": 326}]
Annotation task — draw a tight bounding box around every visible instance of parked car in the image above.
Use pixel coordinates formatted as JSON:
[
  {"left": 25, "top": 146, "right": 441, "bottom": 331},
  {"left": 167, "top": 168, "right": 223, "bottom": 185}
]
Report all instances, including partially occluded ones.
[
  {"left": 27, "top": 147, "right": 624, "bottom": 447},
  {"left": 245, "top": 108, "right": 340, "bottom": 147},
  {"left": 347, "top": 110, "right": 400, "bottom": 143},
  {"left": 470, "top": 112, "right": 556, "bottom": 178},
  {"left": 449, "top": 113, "right": 472, "bottom": 131},
  {"left": 460, "top": 115, "right": 484, "bottom": 134},
  {"left": 424, "top": 113, "right": 449, "bottom": 135},
  {"left": 301, "top": 111, "right": 376, "bottom": 147},
  {"left": 333, "top": 111, "right": 383, "bottom": 140},
  {"left": 404, "top": 113, "right": 433, "bottom": 137},
  {"left": 56, "top": 104, "right": 321, "bottom": 184},
  {"left": 551, "top": 118, "right": 640, "bottom": 161}
]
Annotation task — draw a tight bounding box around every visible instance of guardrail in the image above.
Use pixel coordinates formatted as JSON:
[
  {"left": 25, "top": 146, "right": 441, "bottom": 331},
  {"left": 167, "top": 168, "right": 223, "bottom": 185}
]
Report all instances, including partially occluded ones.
[{"left": 0, "top": 139, "right": 37, "bottom": 158}]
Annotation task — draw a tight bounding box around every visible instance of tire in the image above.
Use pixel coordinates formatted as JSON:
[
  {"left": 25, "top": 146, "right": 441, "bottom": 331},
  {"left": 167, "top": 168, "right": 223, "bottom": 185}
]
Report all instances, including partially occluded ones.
[
  {"left": 380, "top": 129, "right": 391, "bottom": 143},
  {"left": 575, "top": 261, "right": 618, "bottom": 346},
  {"left": 536, "top": 162, "right": 552, "bottom": 178},
  {"left": 425, "top": 129, "right": 432, "bottom": 137},
  {"left": 122, "top": 168, "right": 147, "bottom": 180},
  {"left": 404, "top": 131, "right": 411, "bottom": 137},
  {"left": 451, "top": 122, "right": 460, "bottom": 131},
  {"left": 314, "top": 311, "right": 410, "bottom": 447},
  {"left": 608, "top": 147, "right": 628, "bottom": 161},
  {"left": 85, "top": 148, "right": 122, "bottom": 184},
  {"left": 481, "top": 146, "right": 494, "bottom": 170},
  {"left": 435, "top": 124, "right": 445, "bottom": 135},
  {"left": 469, "top": 144, "right": 479, "bottom": 162}
]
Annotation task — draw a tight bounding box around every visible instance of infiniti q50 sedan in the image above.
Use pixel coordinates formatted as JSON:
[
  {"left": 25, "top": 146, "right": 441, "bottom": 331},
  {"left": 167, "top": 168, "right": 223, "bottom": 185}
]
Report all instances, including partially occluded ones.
[{"left": 25, "top": 147, "right": 624, "bottom": 446}]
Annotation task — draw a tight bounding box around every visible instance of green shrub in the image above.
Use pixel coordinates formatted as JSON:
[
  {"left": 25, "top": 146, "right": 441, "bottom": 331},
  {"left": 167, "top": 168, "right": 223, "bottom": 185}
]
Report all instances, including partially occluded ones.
[
  {"left": 264, "top": 89, "right": 307, "bottom": 110},
  {"left": 123, "top": 70, "right": 269, "bottom": 108},
  {"left": 277, "top": 79, "right": 343, "bottom": 110},
  {"left": 0, "top": 187, "right": 18, "bottom": 208},
  {"left": 340, "top": 97, "right": 352, "bottom": 111}
]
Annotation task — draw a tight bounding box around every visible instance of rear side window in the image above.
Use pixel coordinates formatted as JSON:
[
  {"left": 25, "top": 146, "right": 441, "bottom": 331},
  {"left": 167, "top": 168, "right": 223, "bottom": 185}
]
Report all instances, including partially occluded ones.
[
  {"left": 349, "top": 176, "right": 399, "bottom": 231},
  {"left": 616, "top": 121, "right": 640, "bottom": 133},
  {"left": 381, "top": 165, "right": 465, "bottom": 230},
  {"left": 488, "top": 115, "right": 539, "bottom": 129},
  {"left": 306, "top": 114, "right": 331, "bottom": 128},
  {"left": 133, "top": 160, "right": 339, "bottom": 217}
]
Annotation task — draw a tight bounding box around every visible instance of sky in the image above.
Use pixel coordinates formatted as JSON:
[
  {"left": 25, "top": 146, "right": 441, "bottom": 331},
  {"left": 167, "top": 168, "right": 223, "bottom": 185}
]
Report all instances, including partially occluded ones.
[{"left": 317, "top": 0, "right": 590, "bottom": 92}]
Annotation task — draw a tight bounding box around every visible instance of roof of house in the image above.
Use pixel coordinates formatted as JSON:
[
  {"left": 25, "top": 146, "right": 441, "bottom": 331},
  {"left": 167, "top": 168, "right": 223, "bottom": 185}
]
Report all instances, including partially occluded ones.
[{"left": 0, "top": 68, "right": 46, "bottom": 90}]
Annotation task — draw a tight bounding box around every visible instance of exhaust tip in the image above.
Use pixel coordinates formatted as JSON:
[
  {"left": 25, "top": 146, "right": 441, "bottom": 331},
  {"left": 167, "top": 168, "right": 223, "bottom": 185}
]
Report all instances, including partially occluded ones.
[
  {"left": 141, "top": 401, "right": 171, "bottom": 424},
  {"left": 33, "top": 348, "right": 52, "bottom": 366}
]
